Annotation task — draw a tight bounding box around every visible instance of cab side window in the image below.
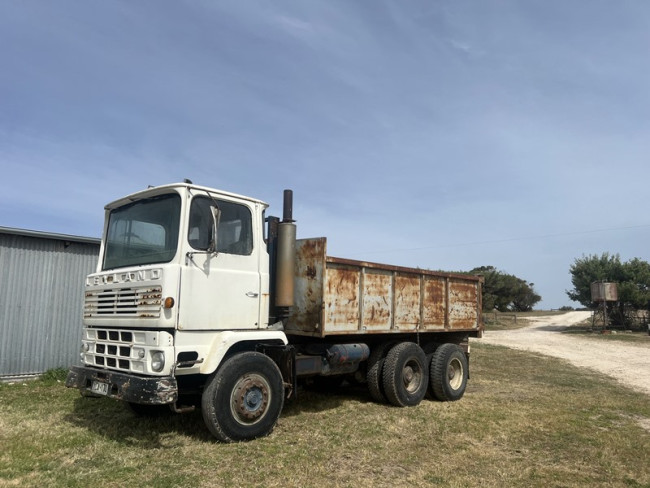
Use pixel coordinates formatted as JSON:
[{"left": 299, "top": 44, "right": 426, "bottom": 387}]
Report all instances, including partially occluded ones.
[{"left": 188, "top": 197, "right": 253, "bottom": 255}]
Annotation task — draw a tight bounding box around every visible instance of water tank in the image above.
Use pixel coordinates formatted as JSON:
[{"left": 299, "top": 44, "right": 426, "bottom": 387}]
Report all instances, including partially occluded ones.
[{"left": 590, "top": 282, "right": 618, "bottom": 302}]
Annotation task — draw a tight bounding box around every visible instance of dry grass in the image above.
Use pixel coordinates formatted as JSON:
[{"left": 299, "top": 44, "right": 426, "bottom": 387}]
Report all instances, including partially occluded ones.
[
  {"left": 2, "top": 344, "right": 650, "bottom": 487},
  {"left": 484, "top": 310, "right": 567, "bottom": 330},
  {"left": 561, "top": 318, "right": 650, "bottom": 345}
]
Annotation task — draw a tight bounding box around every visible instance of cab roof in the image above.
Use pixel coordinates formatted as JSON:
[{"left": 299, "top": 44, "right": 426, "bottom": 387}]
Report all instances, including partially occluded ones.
[{"left": 104, "top": 182, "right": 269, "bottom": 210}]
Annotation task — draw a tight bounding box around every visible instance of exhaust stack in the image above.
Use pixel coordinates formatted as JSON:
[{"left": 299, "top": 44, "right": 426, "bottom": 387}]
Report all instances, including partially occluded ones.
[{"left": 275, "top": 190, "right": 296, "bottom": 310}]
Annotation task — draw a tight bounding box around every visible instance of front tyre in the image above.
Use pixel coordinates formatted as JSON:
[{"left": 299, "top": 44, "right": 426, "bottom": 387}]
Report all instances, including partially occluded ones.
[{"left": 201, "top": 352, "right": 285, "bottom": 442}]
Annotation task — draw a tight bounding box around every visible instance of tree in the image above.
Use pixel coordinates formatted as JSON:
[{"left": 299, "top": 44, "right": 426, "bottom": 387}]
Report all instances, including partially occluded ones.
[
  {"left": 566, "top": 253, "right": 650, "bottom": 308},
  {"left": 566, "top": 253, "right": 650, "bottom": 327},
  {"left": 566, "top": 253, "right": 624, "bottom": 306},
  {"left": 470, "top": 266, "right": 541, "bottom": 312},
  {"left": 619, "top": 258, "right": 650, "bottom": 310}
]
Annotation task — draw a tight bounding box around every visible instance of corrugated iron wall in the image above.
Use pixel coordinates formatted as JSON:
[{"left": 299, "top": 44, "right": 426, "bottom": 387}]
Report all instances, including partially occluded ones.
[{"left": 0, "top": 232, "right": 99, "bottom": 378}]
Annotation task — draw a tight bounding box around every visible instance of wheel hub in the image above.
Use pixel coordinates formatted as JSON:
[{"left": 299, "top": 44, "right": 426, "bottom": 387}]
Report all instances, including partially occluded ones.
[
  {"left": 448, "top": 358, "right": 463, "bottom": 390},
  {"left": 402, "top": 362, "right": 422, "bottom": 393},
  {"left": 232, "top": 375, "right": 269, "bottom": 422},
  {"left": 403, "top": 366, "right": 415, "bottom": 383}
]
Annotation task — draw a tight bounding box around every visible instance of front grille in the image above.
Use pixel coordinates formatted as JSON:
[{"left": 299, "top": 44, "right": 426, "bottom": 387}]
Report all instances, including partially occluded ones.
[
  {"left": 84, "top": 286, "right": 162, "bottom": 318},
  {"left": 89, "top": 330, "right": 134, "bottom": 371},
  {"left": 82, "top": 328, "right": 173, "bottom": 375},
  {"left": 85, "top": 328, "right": 145, "bottom": 373}
]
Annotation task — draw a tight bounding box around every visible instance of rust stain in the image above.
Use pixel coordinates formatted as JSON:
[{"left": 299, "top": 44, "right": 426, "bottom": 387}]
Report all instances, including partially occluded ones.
[
  {"left": 325, "top": 266, "right": 360, "bottom": 329},
  {"left": 422, "top": 277, "right": 446, "bottom": 329},
  {"left": 361, "top": 271, "right": 391, "bottom": 329},
  {"left": 141, "top": 293, "right": 162, "bottom": 300},
  {"left": 448, "top": 280, "right": 478, "bottom": 328},
  {"left": 394, "top": 274, "right": 420, "bottom": 330},
  {"left": 286, "top": 238, "right": 326, "bottom": 335}
]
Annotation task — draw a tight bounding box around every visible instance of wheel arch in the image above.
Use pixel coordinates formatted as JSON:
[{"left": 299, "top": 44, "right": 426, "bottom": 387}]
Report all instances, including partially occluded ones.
[{"left": 199, "top": 331, "right": 288, "bottom": 376}]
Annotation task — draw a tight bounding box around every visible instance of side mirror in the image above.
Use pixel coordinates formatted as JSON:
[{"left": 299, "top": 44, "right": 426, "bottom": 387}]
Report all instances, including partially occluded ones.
[{"left": 208, "top": 205, "right": 221, "bottom": 253}]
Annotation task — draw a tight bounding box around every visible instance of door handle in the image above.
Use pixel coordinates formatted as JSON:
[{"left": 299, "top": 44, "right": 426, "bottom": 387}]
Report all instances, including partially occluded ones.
[{"left": 246, "top": 292, "right": 259, "bottom": 298}]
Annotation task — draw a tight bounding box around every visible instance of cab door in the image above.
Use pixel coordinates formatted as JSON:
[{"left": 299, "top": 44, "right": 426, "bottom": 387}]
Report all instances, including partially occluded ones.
[{"left": 179, "top": 196, "right": 261, "bottom": 330}]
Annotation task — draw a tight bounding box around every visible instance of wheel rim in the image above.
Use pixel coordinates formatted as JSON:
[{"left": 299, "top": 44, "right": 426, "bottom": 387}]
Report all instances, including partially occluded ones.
[
  {"left": 448, "top": 358, "right": 464, "bottom": 390},
  {"left": 402, "top": 359, "right": 424, "bottom": 393},
  {"left": 230, "top": 374, "right": 271, "bottom": 426}
]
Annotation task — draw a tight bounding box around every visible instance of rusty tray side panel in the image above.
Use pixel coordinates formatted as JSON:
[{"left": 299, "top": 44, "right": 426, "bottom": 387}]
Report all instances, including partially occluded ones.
[
  {"left": 323, "top": 263, "right": 361, "bottom": 333},
  {"left": 285, "top": 238, "right": 483, "bottom": 338},
  {"left": 448, "top": 279, "right": 480, "bottom": 329},
  {"left": 394, "top": 273, "right": 421, "bottom": 331},
  {"left": 284, "top": 238, "right": 327, "bottom": 336},
  {"left": 422, "top": 276, "right": 447, "bottom": 330}
]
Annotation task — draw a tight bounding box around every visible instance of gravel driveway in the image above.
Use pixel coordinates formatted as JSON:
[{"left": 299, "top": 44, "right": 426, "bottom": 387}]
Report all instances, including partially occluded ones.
[{"left": 478, "top": 311, "right": 650, "bottom": 396}]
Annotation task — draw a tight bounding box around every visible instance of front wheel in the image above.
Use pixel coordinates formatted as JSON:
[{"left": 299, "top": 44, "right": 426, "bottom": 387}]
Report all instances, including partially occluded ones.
[{"left": 201, "top": 352, "right": 285, "bottom": 442}]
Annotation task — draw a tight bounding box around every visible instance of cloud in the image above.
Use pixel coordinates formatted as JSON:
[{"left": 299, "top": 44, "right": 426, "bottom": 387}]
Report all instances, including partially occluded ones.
[{"left": 273, "top": 15, "right": 315, "bottom": 35}]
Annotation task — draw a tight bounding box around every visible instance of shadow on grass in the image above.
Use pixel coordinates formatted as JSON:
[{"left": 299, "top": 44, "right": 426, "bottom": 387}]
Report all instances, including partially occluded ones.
[
  {"left": 282, "top": 382, "right": 373, "bottom": 418},
  {"left": 64, "top": 395, "right": 212, "bottom": 447},
  {"left": 533, "top": 325, "right": 570, "bottom": 332},
  {"left": 63, "top": 383, "right": 375, "bottom": 445}
]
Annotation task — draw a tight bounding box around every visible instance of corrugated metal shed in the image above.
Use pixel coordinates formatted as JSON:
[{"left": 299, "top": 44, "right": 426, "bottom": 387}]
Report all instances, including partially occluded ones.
[{"left": 0, "top": 227, "right": 100, "bottom": 379}]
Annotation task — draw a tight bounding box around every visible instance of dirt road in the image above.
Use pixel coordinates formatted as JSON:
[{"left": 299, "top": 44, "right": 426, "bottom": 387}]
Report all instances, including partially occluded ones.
[{"left": 479, "top": 311, "right": 650, "bottom": 396}]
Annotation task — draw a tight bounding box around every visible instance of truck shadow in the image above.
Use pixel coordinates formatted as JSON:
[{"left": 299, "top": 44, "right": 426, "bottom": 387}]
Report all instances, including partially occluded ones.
[
  {"left": 282, "top": 383, "right": 372, "bottom": 418},
  {"left": 64, "top": 396, "right": 212, "bottom": 447},
  {"left": 64, "top": 385, "right": 373, "bottom": 444}
]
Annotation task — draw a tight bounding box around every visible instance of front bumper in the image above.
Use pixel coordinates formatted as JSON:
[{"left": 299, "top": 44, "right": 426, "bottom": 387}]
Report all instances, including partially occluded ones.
[{"left": 66, "top": 365, "right": 178, "bottom": 405}]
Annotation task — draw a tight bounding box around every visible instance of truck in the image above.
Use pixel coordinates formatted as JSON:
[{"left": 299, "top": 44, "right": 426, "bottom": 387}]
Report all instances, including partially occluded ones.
[{"left": 66, "top": 182, "right": 483, "bottom": 442}]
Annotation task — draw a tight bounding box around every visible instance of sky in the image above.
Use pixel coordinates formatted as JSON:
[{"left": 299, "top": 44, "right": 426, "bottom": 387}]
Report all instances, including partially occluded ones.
[{"left": 1, "top": 1, "right": 650, "bottom": 309}]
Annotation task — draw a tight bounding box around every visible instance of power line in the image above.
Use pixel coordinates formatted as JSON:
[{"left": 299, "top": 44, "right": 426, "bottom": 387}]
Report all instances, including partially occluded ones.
[{"left": 348, "top": 223, "right": 650, "bottom": 256}]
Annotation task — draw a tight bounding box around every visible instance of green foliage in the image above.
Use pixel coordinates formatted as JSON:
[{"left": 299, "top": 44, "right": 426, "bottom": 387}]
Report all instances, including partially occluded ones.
[
  {"left": 566, "top": 253, "right": 623, "bottom": 306},
  {"left": 567, "top": 253, "right": 650, "bottom": 310},
  {"left": 40, "top": 368, "right": 69, "bottom": 382},
  {"left": 471, "top": 266, "right": 541, "bottom": 312}
]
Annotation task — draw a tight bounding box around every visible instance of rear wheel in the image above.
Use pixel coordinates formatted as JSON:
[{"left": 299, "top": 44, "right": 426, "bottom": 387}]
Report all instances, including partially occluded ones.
[
  {"left": 201, "top": 352, "right": 285, "bottom": 442},
  {"left": 430, "top": 344, "right": 468, "bottom": 402},
  {"left": 422, "top": 343, "right": 439, "bottom": 399},
  {"left": 366, "top": 342, "right": 395, "bottom": 403},
  {"left": 382, "top": 342, "right": 428, "bottom": 407}
]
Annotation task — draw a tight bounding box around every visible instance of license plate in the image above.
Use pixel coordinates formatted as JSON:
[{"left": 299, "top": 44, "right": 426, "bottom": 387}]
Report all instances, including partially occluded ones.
[{"left": 91, "top": 380, "right": 109, "bottom": 396}]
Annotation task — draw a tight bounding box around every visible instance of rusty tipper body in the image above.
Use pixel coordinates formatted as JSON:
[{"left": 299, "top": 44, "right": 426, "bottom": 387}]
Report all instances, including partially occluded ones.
[
  {"left": 66, "top": 182, "right": 483, "bottom": 443},
  {"left": 288, "top": 237, "right": 482, "bottom": 338}
]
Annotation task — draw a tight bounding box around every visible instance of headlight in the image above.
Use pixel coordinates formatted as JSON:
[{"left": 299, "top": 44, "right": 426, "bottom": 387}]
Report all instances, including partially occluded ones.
[
  {"left": 80, "top": 343, "right": 90, "bottom": 361},
  {"left": 151, "top": 351, "right": 165, "bottom": 372}
]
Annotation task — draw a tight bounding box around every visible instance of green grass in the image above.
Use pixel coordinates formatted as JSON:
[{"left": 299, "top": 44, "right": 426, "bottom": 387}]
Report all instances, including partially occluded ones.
[{"left": 2, "top": 345, "right": 650, "bottom": 487}]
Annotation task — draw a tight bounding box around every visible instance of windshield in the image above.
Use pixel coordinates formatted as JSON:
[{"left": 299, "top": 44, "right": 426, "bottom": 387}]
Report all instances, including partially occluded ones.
[{"left": 103, "top": 193, "right": 181, "bottom": 270}]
